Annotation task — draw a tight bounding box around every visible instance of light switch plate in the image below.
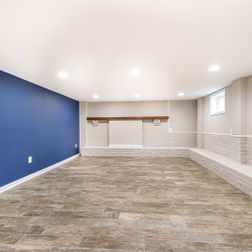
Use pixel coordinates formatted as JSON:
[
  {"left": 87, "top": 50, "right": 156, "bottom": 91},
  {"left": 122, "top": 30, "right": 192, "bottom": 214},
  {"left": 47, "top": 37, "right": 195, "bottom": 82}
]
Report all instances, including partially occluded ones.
[{"left": 28, "top": 156, "right": 32, "bottom": 164}]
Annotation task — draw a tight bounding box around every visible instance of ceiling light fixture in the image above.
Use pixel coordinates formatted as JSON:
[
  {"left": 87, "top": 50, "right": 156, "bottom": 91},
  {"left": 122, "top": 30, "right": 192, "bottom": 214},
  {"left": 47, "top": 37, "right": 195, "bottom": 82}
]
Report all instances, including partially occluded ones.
[
  {"left": 130, "top": 67, "right": 142, "bottom": 77},
  {"left": 134, "top": 93, "right": 141, "bottom": 98},
  {"left": 57, "top": 71, "right": 69, "bottom": 79},
  {"left": 92, "top": 94, "right": 100, "bottom": 99},
  {"left": 208, "top": 65, "right": 220, "bottom": 72},
  {"left": 178, "top": 92, "right": 185, "bottom": 97}
]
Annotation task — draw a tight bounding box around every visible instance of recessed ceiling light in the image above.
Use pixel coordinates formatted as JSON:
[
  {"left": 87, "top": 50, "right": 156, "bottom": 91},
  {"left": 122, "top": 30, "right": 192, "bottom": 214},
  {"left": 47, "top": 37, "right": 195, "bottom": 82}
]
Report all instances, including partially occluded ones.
[
  {"left": 134, "top": 93, "right": 141, "bottom": 98},
  {"left": 57, "top": 71, "right": 69, "bottom": 79},
  {"left": 130, "top": 67, "right": 142, "bottom": 77},
  {"left": 208, "top": 65, "right": 220, "bottom": 72},
  {"left": 92, "top": 94, "right": 100, "bottom": 99},
  {"left": 178, "top": 92, "right": 185, "bottom": 97}
]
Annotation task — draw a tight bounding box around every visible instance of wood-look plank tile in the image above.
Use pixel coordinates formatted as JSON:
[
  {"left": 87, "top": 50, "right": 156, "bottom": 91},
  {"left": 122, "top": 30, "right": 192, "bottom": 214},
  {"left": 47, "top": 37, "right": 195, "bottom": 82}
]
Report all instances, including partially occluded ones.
[{"left": 0, "top": 156, "right": 252, "bottom": 251}]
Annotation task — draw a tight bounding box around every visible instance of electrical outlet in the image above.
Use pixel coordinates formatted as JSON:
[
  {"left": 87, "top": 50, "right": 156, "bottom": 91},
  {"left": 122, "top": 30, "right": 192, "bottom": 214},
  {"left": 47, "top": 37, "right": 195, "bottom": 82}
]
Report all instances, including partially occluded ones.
[
  {"left": 28, "top": 156, "right": 32, "bottom": 164},
  {"left": 75, "top": 144, "right": 78, "bottom": 148}
]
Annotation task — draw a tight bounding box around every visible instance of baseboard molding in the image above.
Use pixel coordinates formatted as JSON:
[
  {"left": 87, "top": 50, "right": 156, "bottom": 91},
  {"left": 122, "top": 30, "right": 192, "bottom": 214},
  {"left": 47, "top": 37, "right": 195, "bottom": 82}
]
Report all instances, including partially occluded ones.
[{"left": 0, "top": 154, "right": 79, "bottom": 194}]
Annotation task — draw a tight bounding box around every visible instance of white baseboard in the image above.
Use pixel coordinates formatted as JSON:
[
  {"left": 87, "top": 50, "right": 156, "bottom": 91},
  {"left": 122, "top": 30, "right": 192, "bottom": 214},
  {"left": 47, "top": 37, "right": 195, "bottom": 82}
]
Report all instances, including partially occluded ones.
[{"left": 0, "top": 154, "right": 79, "bottom": 194}]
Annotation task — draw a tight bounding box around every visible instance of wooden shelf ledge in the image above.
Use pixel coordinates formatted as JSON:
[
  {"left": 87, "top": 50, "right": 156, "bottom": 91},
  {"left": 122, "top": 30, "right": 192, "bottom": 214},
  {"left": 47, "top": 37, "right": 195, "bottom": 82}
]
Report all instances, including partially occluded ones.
[{"left": 86, "top": 116, "right": 169, "bottom": 121}]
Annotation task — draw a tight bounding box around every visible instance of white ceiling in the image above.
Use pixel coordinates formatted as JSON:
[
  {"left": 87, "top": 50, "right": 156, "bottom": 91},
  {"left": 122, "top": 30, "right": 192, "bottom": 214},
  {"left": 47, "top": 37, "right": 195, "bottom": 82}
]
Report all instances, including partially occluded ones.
[{"left": 0, "top": 0, "right": 252, "bottom": 101}]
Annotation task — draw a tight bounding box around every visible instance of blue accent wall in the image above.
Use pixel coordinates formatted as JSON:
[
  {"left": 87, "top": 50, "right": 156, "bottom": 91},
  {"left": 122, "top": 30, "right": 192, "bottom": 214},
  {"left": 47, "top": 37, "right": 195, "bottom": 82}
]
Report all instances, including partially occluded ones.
[{"left": 0, "top": 71, "right": 79, "bottom": 187}]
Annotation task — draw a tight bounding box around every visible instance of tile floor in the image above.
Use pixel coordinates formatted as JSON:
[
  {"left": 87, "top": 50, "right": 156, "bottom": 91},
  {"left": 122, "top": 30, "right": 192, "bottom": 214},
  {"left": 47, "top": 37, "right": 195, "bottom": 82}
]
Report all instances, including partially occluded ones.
[{"left": 0, "top": 156, "right": 252, "bottom": 251}]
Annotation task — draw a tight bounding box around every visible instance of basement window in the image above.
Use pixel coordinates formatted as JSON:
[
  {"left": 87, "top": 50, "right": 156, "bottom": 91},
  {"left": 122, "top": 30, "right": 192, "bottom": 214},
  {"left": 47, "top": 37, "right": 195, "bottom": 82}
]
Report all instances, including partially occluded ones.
[{"left": 210, "top": 89, "right": 226, "bottom": 115}]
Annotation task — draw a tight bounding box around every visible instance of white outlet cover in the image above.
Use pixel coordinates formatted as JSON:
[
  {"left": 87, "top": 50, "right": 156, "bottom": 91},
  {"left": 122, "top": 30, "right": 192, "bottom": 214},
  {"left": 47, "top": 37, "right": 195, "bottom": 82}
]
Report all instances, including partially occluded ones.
[
  {"left": 168, "top": 128, "right": 173, "bottom": 133},
  {"left": 28, "top": 156, "right": 32, "bottom": 164},
  {"left": 75, "top": 144, "right": 78, "bottom": 148}
]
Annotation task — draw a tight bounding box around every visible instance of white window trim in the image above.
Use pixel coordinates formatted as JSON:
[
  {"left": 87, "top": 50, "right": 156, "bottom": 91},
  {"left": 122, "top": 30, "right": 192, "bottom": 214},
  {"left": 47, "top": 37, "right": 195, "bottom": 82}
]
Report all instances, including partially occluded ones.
[{"left": 209, "top": 88, "right": 226, "bottom": 116}]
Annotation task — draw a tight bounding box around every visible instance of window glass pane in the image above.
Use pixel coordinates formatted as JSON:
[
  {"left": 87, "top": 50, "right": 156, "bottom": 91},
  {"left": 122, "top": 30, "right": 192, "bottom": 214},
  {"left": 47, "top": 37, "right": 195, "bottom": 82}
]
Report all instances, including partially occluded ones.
[{"left": 210, "top": 89, "right": 226, "bottom": 115}]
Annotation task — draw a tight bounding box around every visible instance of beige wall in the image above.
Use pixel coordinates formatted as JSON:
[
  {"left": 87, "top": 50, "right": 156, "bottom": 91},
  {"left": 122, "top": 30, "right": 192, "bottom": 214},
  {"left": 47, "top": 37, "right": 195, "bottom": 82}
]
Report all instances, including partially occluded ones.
[
  {"left": 201, "top": 86, "right": 232, "bottom": 134},
  {"left": 87, "top": 101, "right": 168, "bottom": 117},
  {"left": 197, "top": 77, "right": 250, "bottom": 135},
  {"left": 169, "top": 101, "right": 197, "bottom": 132},
  {"left": 230, "top": 78, "right": 247, "bottom": 135},
  {"left": 87, "top": 122, "right": 108, "bottom": 146},
  {"left": 80, "top": 74, "right": 252, "bottom": 164},
  {"left": 246, "top": 76, "right": 252, "bottom": 135},
  {"left": 79, "top": 102, "right": 88, "bottom": 147},
  {"left": 80, "top": 100, "right": 197, "bottom": 148},
  {"left": 197, "top": 75, "right": 252, "bottom": 164},
  {"left": 197, "top": 98, "right": 204, "bottom": 132},
  {"left": 80, "top": 75, "right": 252, "bottom": 164}
]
